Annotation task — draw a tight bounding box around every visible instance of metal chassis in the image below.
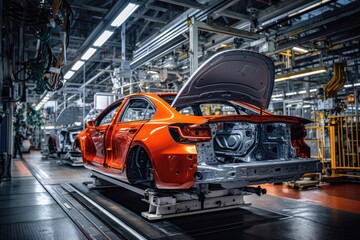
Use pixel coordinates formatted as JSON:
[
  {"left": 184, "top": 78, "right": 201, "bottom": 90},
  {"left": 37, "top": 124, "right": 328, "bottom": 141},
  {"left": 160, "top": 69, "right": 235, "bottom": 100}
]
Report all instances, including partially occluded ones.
[{"left": 89, "top": 171, "right": 250, "bottom": 220}]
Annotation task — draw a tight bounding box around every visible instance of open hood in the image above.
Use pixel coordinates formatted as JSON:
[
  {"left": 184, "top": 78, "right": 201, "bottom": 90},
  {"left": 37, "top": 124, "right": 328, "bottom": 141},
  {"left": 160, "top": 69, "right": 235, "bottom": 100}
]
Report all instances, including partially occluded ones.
[{"left": 172, "top": 50, "right": 275, "bottom": 109}]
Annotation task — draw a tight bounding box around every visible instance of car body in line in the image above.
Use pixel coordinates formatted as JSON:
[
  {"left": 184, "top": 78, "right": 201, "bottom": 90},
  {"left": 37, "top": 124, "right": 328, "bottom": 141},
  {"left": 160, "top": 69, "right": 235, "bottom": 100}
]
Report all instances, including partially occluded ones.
[{"left": 74, "top": 50, "right": 321, "bottom": 189}]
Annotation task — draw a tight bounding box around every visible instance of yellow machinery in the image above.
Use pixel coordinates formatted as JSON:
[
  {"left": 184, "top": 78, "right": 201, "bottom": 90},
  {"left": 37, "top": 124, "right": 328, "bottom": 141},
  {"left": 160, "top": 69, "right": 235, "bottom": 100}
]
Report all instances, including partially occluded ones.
[
  {"left": 307, "top": 62, "right": 360, "bottom": 179},
  {"left": 325, "top": 62, "right": 347, "bottom": 99},
  {"left": 328, "top": 115, "right": 360, "bottom": 177}
]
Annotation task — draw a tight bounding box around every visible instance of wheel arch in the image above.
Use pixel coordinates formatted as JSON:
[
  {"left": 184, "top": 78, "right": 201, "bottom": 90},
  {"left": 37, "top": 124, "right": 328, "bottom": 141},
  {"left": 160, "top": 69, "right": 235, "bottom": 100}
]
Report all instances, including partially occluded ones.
[{"left": 125, "top": 141, "right": 155, "bottom": 184}]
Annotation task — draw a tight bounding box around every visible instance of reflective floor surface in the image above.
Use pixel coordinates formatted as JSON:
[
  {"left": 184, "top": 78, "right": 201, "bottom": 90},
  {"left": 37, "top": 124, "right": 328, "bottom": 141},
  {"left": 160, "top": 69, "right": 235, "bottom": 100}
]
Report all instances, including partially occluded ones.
[
  {"left": 0, "top": 151, "right": 359, "bottom": 240},
  {"left": 0, "top": 155, "right": 89, "bottom": 240}
]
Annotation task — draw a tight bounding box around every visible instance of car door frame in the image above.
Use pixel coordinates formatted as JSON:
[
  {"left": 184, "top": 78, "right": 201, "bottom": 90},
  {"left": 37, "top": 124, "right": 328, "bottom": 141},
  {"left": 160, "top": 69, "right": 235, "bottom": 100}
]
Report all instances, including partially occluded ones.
[
  {"left": 105, "top": 96, "right": 156, "bottom": 171},
  {"left": 87, "top": 99, "right": 125, "bottom": 166}
]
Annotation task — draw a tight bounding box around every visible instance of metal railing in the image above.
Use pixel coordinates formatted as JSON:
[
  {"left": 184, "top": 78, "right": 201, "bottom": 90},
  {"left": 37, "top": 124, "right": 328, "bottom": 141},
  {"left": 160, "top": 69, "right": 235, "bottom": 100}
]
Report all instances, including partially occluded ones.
[
  {"left": 305, "top": 125, "right": 325, "bottom": 173},
  {"left": 329, "top": 115, "right": 360, "bottom": 176}
]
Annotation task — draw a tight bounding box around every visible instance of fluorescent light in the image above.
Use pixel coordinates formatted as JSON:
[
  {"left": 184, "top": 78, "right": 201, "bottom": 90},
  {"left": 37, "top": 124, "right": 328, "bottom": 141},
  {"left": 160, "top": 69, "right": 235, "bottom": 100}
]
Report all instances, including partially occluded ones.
[
  {"left": 71, "top": 60, "right": 85, "bottom": 71},
  {"left": 93, "top": 30, "right": 114, "bottom": 47},
  {"left": 298, "top": 90, "right": 307, "bottom": 94},
  {"left": 64, "top": 71, "right": 75, "bottom": 79},
  {"left": 303, "top": 105, "right": 311, "bottom": 108},
  {"left": 35, "top": 93, "right": 51, "bottom": 110},
  {"left": 275, "top": 66, "right": 328, "bottom": 82},
  {"left": 288, "top": 0, "right": 331, "bottom": 17},
  {"left": 81, "top": 48, "right": 97, "bottom": 60},
  {"left": 292, "top": 46, "right": 309, "bottom": 54},
  {"left": 345, "top": 83, "right": 360, "bottom": 88},
  {"left": 285, "top": 92, "right": 297, "bottom": 96},
  {"left": 181, "top": 65, "right": 189, "bottom": 69},
  {"left": 310, "top": 88, "right": 317, "bottom": 92},
  {"left": 272, "top": 93, "right": 284, "bottom": 98},
  {"left": 111, "top": 3, "right": 139, "bottom": 27}
]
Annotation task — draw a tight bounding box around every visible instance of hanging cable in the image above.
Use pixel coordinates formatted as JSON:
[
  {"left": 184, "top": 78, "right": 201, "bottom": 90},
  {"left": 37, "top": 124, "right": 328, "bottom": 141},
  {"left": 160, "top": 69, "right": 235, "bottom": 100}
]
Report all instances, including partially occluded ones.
[{"left": 6, "top": 0, "right": 72, "bottom": 95}]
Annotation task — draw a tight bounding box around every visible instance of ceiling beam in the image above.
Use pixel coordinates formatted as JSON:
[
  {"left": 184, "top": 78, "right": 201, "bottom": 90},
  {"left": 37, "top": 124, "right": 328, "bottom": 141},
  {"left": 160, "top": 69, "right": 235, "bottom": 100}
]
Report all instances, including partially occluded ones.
[
  {"left": 132, "top": 13, "right": 168, "bottom": 24},
  {"left": 196, "top": 20, "right": 261, "bottom": 40},
  {"left": 276, "top": 12, "right": 360, "bottom": 52},
  {"left": 145, "top": 4, "right": 168, "bottom": 12},
  {"left": 157, "top": 0, "right": 205, "bottom": 9},
  {"left": 218, "top": 10, "right": 250, "bottom": 22},
  {"left": 213, "top": 0, "right": 242, "bottom": 15},
  {"left": 71, "top": 4, "right": 108, "bottom": 13}
]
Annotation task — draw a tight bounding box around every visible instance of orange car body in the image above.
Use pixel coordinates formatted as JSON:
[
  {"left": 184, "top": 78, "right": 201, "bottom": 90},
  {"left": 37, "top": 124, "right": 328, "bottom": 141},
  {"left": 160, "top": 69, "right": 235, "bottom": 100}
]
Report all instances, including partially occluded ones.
[
  {"left": 76, "top": 50, "right": 321, "bottom": 189},
  {"left": 78, "top": 92, "right": 204, "bottom": 189}
]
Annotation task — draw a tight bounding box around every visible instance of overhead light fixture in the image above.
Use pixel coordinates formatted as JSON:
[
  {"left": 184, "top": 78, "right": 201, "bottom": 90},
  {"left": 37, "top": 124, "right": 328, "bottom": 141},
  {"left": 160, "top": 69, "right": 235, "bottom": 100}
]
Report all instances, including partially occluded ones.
[
  {"left": 285, "top": 92, "right": 297, "bottom": 96},
  {"left": 35, "top": 92, "right": 51, "bottom": 110},
  {"left": 288, "top": 0, "right": 331, "bottom": 17},
  {"left": 292, "top": 46, "right": 309, "bottom": 54},
  {"left": 272, "top": 93, "right": 284, "bottom": 98},
  {"left": 64, "top": 71, "right": 75, "bottom": 79},
  {"left": 93, "top": 30, "right": 114, "bottom": 47},
  {"left": 275, "top": 66, "right": 328, "bottom": 82},
  {"left": 111, "top": 3, "right": 139, "bottom": 27},
  {"left": 81, "top": 48, "right": 97, "bottom": 61},
  {"left": 71, "top": 60, "right": 85, "bottom": 71},
  {"left": 345, "top": 83, "right": 360, "bottom": 88}
]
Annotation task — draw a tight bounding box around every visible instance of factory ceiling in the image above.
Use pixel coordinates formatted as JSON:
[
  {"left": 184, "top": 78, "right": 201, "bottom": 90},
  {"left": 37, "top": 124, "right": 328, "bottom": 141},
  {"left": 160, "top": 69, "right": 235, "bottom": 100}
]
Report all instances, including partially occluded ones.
[{"left": 1, "top": 0, "right": 360, "bottom": 111}]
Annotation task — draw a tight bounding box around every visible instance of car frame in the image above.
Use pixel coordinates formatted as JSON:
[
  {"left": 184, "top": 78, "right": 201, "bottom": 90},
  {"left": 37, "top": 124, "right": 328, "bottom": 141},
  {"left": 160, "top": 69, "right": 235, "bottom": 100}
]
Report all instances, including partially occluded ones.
[{"left": 75, "top": 50, "right": 321, "bottom": 190}]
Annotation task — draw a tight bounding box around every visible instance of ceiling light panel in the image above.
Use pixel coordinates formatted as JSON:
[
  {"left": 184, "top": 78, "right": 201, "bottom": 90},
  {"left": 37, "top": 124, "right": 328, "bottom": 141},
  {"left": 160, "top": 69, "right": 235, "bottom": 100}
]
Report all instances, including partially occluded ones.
[
  {"left": 64, "top": 71, "right": 75, "bottom": 79},
  {"left": 93, "top": 30, "right": 114, "bottom": 47},
  {"left": 292, "top": 46, "right": 309, "bottom": 53},
  {"left": 275, "top": 67, "right": 328, "bottom": 82},
  {"left": 71, "top": 60, "right": 85, "bottom": 71},
  {"left": 111, "top": 3, "right": 139, "bottom": 27},
  {"left": 81, "top": 48, "right": 97, "bottom": 61}
]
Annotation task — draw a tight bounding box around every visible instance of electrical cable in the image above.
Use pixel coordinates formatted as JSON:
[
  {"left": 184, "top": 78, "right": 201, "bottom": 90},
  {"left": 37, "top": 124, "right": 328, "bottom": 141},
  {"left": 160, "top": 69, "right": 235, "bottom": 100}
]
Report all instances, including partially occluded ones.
[{"left": 6, "top": 0, "right": 72, "bottom": 95}]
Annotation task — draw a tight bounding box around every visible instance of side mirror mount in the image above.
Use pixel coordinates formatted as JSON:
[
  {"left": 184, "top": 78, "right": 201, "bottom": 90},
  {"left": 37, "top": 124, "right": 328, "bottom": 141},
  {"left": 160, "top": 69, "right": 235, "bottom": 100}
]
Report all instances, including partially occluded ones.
[{"left": 86, "top": 120, "right": 95, "bottom": 128}]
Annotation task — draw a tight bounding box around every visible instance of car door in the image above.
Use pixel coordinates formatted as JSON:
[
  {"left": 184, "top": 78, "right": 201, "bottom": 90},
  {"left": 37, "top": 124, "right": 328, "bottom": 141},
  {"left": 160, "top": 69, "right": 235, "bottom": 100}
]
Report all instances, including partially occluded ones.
[
  {"left": 87, "top": 101, "right": 123, "bottom": 166},
  {"left": 105, "top": 98, "right": 156, "bottom": 171}
]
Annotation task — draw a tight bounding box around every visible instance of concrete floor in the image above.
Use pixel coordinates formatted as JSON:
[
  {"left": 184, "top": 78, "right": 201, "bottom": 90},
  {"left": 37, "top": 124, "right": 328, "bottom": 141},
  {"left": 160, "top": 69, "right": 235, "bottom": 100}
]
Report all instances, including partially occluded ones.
[{"left": 1, "top": 151, "right": 360, "bottom": 239}]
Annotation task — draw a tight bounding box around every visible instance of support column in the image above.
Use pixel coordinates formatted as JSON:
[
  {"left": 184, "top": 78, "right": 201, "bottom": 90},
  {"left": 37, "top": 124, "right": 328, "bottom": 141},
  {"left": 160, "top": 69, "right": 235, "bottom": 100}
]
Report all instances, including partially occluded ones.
[
  {"left": 121, "top": 23, "right": 126, "bottom": 95},
  {"left": 189, "top": 17, "right": 198, "bottom": 75},
  {"left": 1, "top": 102, "right": 13, "bottom": 180},
  {"left": 305, "top": 78, "right": 310, "bottom": 98},
  {"left": 82, "top": 64, "right": 86, "bottom": 129},
  {"left": 355, "top": 62, "right": 359, "bottom": 115}
]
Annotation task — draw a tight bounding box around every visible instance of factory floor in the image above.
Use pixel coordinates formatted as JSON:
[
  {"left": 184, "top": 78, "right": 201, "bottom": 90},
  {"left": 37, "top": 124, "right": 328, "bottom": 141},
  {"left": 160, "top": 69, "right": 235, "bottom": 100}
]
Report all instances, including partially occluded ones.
[{"left": 1, "top": 151, "right": 360, "bottom": 239}]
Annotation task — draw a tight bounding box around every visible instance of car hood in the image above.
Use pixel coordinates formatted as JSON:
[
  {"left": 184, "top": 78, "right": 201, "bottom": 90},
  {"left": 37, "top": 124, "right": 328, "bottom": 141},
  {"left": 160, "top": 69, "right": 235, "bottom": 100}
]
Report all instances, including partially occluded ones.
[{"left": 171, "top": 50, "right": 275, "bottom": 109}]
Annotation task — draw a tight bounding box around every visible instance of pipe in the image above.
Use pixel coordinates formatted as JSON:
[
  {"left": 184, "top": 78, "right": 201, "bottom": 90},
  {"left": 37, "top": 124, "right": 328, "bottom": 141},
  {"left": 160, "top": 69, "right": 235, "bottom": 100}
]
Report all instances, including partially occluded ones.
[{"left": 58, "top": 66, "right": 111, "bottom": 108}]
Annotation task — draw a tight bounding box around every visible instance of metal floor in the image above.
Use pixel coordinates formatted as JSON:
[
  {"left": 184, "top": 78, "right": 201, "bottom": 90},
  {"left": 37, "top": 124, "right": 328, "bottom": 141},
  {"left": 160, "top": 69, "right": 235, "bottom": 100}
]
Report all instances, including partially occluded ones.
[
  {"left": 0, "top": 159, "right": 88, "bottom": 240},
  {"left": 1, "top": 151, "right": 360, "bottom": 240}
]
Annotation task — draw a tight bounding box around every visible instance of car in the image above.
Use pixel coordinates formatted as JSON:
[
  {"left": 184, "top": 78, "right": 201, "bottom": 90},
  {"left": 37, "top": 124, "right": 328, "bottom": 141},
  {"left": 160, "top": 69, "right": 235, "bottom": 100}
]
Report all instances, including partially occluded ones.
[{"left": 74, "top": 50, "right": 321, "bottom": 190}]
